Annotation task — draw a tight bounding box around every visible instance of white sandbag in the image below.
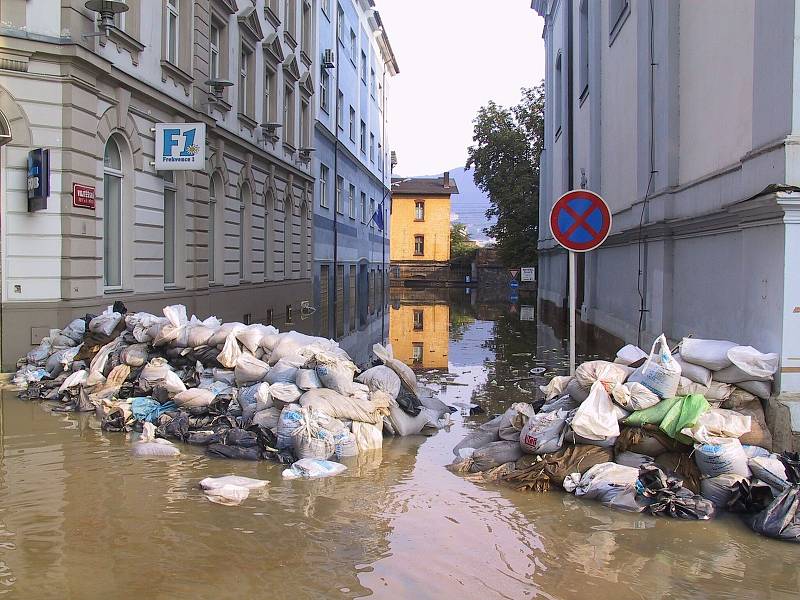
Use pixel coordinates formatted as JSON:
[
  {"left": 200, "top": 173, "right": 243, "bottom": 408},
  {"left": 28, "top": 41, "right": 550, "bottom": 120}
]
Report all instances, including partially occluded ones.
[
  {"left": 575, "top": 361, "right": 632, "bottom": 391},
  {"left": 58, "top": 369, "right": 88, "bottom": 393},
  {"left": 269, "top": 331, "right": 325, "bottom": 365},
  {"left": 270, "top": 382, "right": 303, "bottom": 406},
  {"left": 694, "top": 437, "right": 751, "bottom": 478},
  {"left": 200, "top": 475, "right": 268, "bottom": 490},
  {"left": 627, "top": 334, "right": 681, "bottom": 399},
  {"left": 237, "top": 324, "right": 278, "bottom": 354},
  {"left": 234, "top": 353, "right": 270, "bottom": 385},
  {"left": 238, "top": 382, "right": 272, "bottom": 411},
  {"left": 276, "top": 403, "right": 304, "bottom": 450},
  {"left": 615, "top": 344, "right": 648, "bottom": 366},
  {"left": 674, "top": 353, "right": 712, "bottom": 386},
  {"left": 132, "top": 422, "right": 179, "bottom": 457},
  {"left": 700, "top": 474, "right": 749, "bottom": 508},
  {"left": 679, "top": 408, "right": 752, "bottom": 443},
  {"left": 252, "top": 407, "right": 281, "bottom": 430},
  {"left": 203, "top": 485, "right": 251, "bottom": 505},
  {"left": 609, "top": 381, "right": 660, "bottom": 411},
  {"left": 497, "top": 403, "right": 536, "bottom": 441},
  {"left": 726, "top": 346, "right": 779, "bottom": 380},
  {"left": 333, "top": 429, "right": 358, "bottom": 458},
  {"left": 615, "top": 451, "right": 654, "bottom": 469},
  {"left": 299, "top": 388, "right": 382, "bottom": 424},
  {"left": 207, "top": 322, "right": 245, "bottom": 347},
  {"left": 736, "top": 379, "right": 772, "bottom": 401},
  {"left": 120, "top": 343, "right": 149, "bottom": 367},
  {"left": 185, "top": 317, "right": 219, "bottom": 348},
  {"left": 680, "top": 338, "right": 737, "bottom": 371},
  {"left": 519, "top": 409, "right": 568, "bottom": 454},
  {"left": 265, "top": 359, "right": 299, "bottom": 384},
  {"left": 570, "top": 381, "right": 620, "bottom": 441},
  {"left": 720, "top": 387, "right": 758, "bottom": 410},
  {"left": 715, "top": 364, "right": 772, "bottom": 385},
  {"left": 218, "top": 331, "right": 244, "bottom": 369},
  {"left": 352, "top": 420, "right": 383, "bottom": 452},
  {"left": 162, "top": 370, "right": 188, "bottom": 395},
  {"left": 563, "top": 462, "right": 640, "bottom": 503},
  {"left": 749, "top": 457, "right": 789, "bottom": 495},
  {"left": 125, "top": 312, "right": 160, "bottom": 343},
  {"left": 296, "top": 368, "right": 322, "bottom": 390},
  {"left": 357, "top": 365, "right": 401, "bottom": 400},
  {"left": 173, "top": 388, "right": 215, "bottom": 409},
  {"left": 314, "top": 351, "right": 357, "bottom": 395},
  {"left": 743, "top": 445, "right": 772, "bottom": 459},
  {"left": 540, "top": 393, "right": 580, "bottom": 413},
  {"left": 453, "top": 428, "right": 500, "bottom": 456},
  {"left": 138, "top": 357, "right": 171, "bottom": 391},
  {"left": 387, "top": 405, "right": 429, "bottom": 436},
  {"left": 539, "top": 375, "right": 574, "bottom": 401},
  {"left": 89, "top": 309, "right": 123, "bottom": 337},
  {"left": 154, "top": 304, "right": 190, "bottom": 347},
  {"left": 565, "top": 378, "right": 590, "bottom": 403},
  {"left": 373, "top": 343, "right": 418, "bottom": 397},
  {"left": 51, "top": 334, "right": 77, "bottom": 348},
  {"left": 62, "top": 318, "right": 86, "bottom": 342},
  {"left": 416, "top": 386, "right": 452, "bottom": 420},
  {"left": 293, "top": 416, "right": 336, "bottom": 460},
  {"left": 282, "top": 458, "right": 347, "bottom": 479}
]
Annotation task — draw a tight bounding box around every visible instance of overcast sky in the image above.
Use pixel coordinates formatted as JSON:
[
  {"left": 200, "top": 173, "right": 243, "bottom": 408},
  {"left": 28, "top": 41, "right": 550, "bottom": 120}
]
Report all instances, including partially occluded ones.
[{"left": 376, "top": 1, "right": 545, "bottom": 177}]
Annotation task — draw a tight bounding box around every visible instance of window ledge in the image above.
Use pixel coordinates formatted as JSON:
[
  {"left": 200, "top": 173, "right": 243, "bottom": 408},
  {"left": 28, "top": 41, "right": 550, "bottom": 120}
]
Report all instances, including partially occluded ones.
[
  {"left": 283, "top": 141, "right": 297, "bottom": 154},
  {"left": 264, "top": 6, "right": 281, "bottom": 29},
  {"left": 164, "top": 284, "right": 185, "bottom": 291},
  {"left": 238, "top": 112, "right": 258, "bottom": 130},
  {"left": 160, "top": 59, "right": 193, "bottom": 88},
  {"left": 104, "top": 287, "right": 133, "bottom": 295},
  {"left": 609, "top": 2, "right": 631, "bottom": 47},
  {"left": 554, "top": 126, "right": 563, "bottom": 142},
  {"left": 414, "top": 219, "right": 424, "bottom": 222},
  {"left": 300, "top": 50, "right": 312, "bottom": 68},
  {"left": 102, "top": 25, "right": 145, "bottom": 65},
  {"left": 578, "top": 84, "right": 589, "bottom": 107},
  {"left": 212, "top": 97, "right": 232, "bottom": 114},
  {"left": 284, "top": 31, "right": 298, "bottom": 49}
]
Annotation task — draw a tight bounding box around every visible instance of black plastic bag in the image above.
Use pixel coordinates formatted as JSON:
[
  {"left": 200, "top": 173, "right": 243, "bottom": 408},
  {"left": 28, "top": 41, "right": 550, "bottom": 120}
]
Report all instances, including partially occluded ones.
[
  {"left": 185, "top": 430, "right": 223, "bottom": 445},
  {"left": 778, "top": 452, "right": 800, "bottom": 484},
  {"left": 156, "top": 413, "right": 189, "bottom": 441},
  {"left": 207, "top": 443, "right": 261, "bottom": 460},
  {"left": 727, "top": 479, "right": 774, "bottom": 514},
  {"left": 749, "top": 484, "right": 800, "bottom": 542},
  {"left": 637, "top": 464, "right": 715, "bottom": 520},
  {"left": 396, "top": 387, "right": 423, "bottom": 416}
]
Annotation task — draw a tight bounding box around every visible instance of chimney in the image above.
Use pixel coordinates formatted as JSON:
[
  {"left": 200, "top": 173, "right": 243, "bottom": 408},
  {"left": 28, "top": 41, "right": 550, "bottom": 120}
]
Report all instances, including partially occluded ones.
[{"left": 443, "top": 171, "right": 450, "bottom": 188}]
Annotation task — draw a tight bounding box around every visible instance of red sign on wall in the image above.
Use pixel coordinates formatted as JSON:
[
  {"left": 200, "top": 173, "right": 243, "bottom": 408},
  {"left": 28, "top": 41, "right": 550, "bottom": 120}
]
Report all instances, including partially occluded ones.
[{"left": 72, "top": 183, "right": 96, "bottom": 210}]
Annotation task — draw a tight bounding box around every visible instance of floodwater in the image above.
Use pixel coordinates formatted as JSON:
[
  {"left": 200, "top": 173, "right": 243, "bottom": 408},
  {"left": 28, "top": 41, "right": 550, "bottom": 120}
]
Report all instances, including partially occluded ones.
[{"left": 0, "top": 288, "right": 798, "bottom": 599}]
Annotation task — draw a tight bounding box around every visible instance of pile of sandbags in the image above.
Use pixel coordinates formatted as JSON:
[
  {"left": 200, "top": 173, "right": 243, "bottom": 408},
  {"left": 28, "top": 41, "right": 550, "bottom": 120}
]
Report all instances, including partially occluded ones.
[
  {"left": 12, "top": 303, "right": 453, "bottom": 471},
  {"left": 450, "top": 334, "right": 796, "bottom": 534}
]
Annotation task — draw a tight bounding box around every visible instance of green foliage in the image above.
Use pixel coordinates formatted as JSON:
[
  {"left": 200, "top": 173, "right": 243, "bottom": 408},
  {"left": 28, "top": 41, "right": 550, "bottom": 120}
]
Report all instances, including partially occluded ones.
[
  {"left": 450, "top": 222, "right": 477, "bottom": 261},
  {"left": 466, "top": 82, "right": 544, "bottom": 267}
]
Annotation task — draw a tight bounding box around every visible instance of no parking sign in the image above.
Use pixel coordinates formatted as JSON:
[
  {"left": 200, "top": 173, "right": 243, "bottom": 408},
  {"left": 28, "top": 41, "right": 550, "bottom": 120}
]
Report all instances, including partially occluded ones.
[{"left": 549, "top": 190, "right": 611, "bottom": 252}]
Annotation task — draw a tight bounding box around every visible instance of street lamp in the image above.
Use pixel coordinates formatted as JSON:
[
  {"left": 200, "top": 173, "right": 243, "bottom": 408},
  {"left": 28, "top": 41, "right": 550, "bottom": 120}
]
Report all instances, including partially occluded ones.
[{"left": 83, "top": 0, "right": 128, "bottom": 38}]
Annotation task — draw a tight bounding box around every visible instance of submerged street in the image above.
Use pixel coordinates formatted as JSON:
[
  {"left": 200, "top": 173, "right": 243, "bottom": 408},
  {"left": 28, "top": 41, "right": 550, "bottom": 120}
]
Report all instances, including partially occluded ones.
[{"left": 0, "top": 288, "right": 797, "bottom": 599}]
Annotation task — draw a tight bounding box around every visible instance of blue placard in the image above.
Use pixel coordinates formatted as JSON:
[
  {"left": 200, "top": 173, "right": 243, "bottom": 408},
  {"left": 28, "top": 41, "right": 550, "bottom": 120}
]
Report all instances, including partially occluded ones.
[
  {"left": 27, "top": 148, "right": 49, "bottom": 211},
  {"left": 509, "top": 280, "right": 520, "bottom": 289}
]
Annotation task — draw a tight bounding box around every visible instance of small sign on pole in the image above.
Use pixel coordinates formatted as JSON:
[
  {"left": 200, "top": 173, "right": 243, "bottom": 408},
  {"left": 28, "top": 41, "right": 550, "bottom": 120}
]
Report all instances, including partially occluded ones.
[
  {"left": 549, "top": 190, "right": 612, "bottom": 375},
  {"left": 509, "top": 268, "right": 519, "bottom": 281},
  {"left": 521, "top": 267, "right": 536, "bottom": 282}
]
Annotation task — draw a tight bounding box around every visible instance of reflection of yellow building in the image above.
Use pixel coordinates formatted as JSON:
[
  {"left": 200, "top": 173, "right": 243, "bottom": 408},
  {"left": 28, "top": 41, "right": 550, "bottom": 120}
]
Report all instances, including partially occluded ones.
[{"left": 389, "top": 303, "right": 449, "bottom": 369}]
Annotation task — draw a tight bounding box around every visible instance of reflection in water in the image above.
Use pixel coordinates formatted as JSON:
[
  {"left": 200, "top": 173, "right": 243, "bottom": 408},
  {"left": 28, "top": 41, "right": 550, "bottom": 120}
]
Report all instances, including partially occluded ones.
[
  {"left": 0, "top": 287, "right": 798, "bottom": 598},
  {"left": 389, "top": 296, "right": 450, "bottom": 370}
]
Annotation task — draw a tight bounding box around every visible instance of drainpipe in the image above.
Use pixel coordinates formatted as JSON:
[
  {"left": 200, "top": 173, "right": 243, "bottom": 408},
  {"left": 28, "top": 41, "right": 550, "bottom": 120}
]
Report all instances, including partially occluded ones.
[
  {"left": 332, "top": 7, "right": 341, "bottom": 338},
  {"left": 563, "top": 0, "right": 575, "bottom": 315}
]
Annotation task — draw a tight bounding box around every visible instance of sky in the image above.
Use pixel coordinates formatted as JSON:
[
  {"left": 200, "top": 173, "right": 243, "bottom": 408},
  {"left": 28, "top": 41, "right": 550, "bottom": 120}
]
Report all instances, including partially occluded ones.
[{"left": 376, "top": 0, "right": 545, "bottom": 177}]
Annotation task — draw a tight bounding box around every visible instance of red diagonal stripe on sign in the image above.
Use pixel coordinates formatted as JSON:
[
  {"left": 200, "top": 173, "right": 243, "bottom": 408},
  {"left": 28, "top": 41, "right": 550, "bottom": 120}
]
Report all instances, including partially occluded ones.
[{"left": 562, "top": 203, "right": 600, "bottom": 239}]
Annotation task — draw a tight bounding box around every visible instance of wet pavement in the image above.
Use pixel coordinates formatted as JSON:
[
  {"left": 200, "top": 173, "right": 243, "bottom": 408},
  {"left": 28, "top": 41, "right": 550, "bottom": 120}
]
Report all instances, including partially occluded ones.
[{"left": 0, "top": 288, "right": 798, "bottom": 599}]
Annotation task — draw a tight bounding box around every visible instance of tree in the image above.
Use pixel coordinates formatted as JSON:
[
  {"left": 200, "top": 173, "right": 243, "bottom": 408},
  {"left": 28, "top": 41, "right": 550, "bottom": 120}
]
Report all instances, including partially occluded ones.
[
  {"left": 450, "top": 222, "right": 476, "bottom": 260},
  {"left": 466, "top": 83, "right": 544, "bottom": 267}
]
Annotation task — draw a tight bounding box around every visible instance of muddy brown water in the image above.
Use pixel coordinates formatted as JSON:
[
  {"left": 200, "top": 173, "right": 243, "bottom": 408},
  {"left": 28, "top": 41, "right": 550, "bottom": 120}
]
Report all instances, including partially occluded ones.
[{"left": 0, "top": 289, "right": 798, "bottom": 599}]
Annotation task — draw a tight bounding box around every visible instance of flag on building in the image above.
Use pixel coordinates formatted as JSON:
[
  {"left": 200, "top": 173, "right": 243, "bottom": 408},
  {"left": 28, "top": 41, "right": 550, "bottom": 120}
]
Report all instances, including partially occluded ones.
[{"left": 371, "top": 202, "right": 385, "bottom": 231}]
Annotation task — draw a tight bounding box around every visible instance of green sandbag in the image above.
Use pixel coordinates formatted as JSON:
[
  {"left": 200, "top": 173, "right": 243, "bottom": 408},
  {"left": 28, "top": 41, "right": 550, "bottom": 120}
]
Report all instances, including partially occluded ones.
[
  {"left": 659, "top": 394, "right": 710, "bottom": 444},
  {"left": 624, "top": 396, "right": 681, "bottom": 427}
]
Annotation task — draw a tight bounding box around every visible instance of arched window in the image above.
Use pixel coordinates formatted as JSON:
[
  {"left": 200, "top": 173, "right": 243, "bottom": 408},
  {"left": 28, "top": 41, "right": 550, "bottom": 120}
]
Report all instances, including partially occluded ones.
[
  {"left": 239, "top": 183, "right": 252, "bottom": 281},
  {"left": 103, "top": 137, "right": 123, "bottom": 288},
  {"left": 283, "top": 194, "right": 293, "bottom": 278},
  {"left": 163, "top": 171, "right": 177, "bottom": 286},
  {"left": 300, "top": 201, "right": 309, "bottom": 278},
  {"left": 264, "top": 187, "right": 274, "bottom": 281},
  {"left": 208, "top": 176, "right": 217, "bottom": 284}
]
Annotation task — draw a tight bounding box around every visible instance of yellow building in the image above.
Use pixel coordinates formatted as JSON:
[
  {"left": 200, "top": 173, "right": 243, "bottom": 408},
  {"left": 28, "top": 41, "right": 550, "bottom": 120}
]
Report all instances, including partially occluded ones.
[
  {"left": 390, "top": 173, "right": 459, "bottom": 267},
  {"left": 389, "top": 301, "right": 450, "bottom": 369}
]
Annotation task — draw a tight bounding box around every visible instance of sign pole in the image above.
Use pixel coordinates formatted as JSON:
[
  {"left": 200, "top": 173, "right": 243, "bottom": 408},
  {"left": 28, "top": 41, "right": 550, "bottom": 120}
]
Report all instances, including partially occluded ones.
[{"left": 569, "top": 250, "right": 576, "bottom": 375}]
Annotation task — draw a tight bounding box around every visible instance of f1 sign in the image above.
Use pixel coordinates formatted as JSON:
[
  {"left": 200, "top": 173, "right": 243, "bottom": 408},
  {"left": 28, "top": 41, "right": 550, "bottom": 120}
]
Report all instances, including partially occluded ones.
[{"left": 155, "top": 123, "right": 206, "bottom": 170}]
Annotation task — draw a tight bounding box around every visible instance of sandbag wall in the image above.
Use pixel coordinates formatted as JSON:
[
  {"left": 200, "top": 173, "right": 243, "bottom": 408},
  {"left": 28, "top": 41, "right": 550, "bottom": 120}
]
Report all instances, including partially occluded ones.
[
  {"left": 450, "top": 336, "right": 800, "bottom": 542},
  {"left": 12, "top": 303, "right": 452, "bottom": 466}
]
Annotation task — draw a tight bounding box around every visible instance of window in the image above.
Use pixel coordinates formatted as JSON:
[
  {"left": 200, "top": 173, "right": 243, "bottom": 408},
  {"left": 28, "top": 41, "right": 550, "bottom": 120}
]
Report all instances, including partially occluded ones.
[
  {"left": 300, "top": 98, "right": 310, "bottom": 147},
  {"left": 554, "top": 51, "right": 563, "bottom": 137},
  {"left": 239, "top": 47, "right": 250, "bottom": 115},
  {"left": 284, "top": 0, "right": 296, "bottom": 38},
  {"left": 320, "top": 264, "right": 330, "bottom": 337},
  {"left": 414, "top": 235, "right": 424, "bottom": 256},
  {"left": 337, "top": 90, "right": 344, "bottom": 129},
  {"left": 579, "top": 0, "right": 589, "bottom": 97},
  {"left": 322, "top": 0, "right": 330, "bottom": 18},
  {"left": 412, "top": 342, "right": 423, "bottom": 364},
  {"left": 209, "top": 23, "right": 220, "bottom": 79},
  {"left": 413, "top": 309, "right": 423, "bottom": 331},
  {"left": 284, "top": 83, "right": 296, "bottom": 146},
  {"left": 337, "top": 4, "right": 344, "bottom": 40},
  {"left": 370, "top": 68, "right": 376, "bottom": 96},
  {"left": 369, "top": 133, "right": 375, "bottom": 162},
  {"left": 163, "top": 172, "right": 177, "bottom": 285},
  {"left": 264, "top": 66, "right": 276, "bottom": 122},
  {"left": 349, "top": 29, "right": 357, "bottom": 63},
  {"left": 348, "top": 184, "right": 356, "bottom": 219},
  {"left": 378, "top": 142, "right": 383, "bottom": 172},
  {"left": 166, "top": 0, "right": 179, "bottom": 65},
  {"left": 320, "top": 67, "right": 330, "bottom": 112},
  {"left": 415, "top": 200, "right": 424, "bottom": 221},
  {"left": 301, "top": 1, "right": 311, "bottom": 54},
  {"left": 239, "top": 203, "right": 246, "bottom": 280},
  {"left": 103, "top": 137, "right": 123, "bottom": 288},
  {"left": 360, "top": 191, "right": 367, "bottom": 223},
  {"left": 319, "top": 164, "right": 329, "bottom": 208},
  {"left": 609, "top": 0, "right": 629, "bottom": 42},
  {"left": 349, "top": 264, "right": 356, "bottom": 331},
  {"left": 209, "top": 176, "right": 217, "bottom": 284},
  {"left": 360, "top": 120, "right": 366, "bottom": 153},
  {"left": 360, "top": 50, "right": 367, "bottom": 82},
  {"left": 349, "top": 106, "right": 355, "bottom": 141},
  {"left": 369, "top": 197, "right": 375, "bottom": 229},
  {"left": 378, "top": 82, "right": 383, "bottom": 110},
  {"left": 336, "top": 175, "right": 344, "bottom": 214}
]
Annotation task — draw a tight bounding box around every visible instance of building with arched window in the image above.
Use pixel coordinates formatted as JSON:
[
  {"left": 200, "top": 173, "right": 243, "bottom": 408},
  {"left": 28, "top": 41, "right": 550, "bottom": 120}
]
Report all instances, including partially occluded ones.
[{"left": 0, "top": 0, "right": 315, "bottom": 367}]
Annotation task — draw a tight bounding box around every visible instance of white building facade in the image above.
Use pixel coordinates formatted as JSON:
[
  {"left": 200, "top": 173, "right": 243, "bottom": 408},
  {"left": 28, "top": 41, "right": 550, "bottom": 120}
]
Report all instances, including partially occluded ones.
[
  {"left": 532, "top": 0, "right": 800, "bottom": 401},
  {"left": 311, "top": 0, "right": 397, "bottom": 362},
  {"left": 0, "top": 0, "right": 316, "bottom": 368}
]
